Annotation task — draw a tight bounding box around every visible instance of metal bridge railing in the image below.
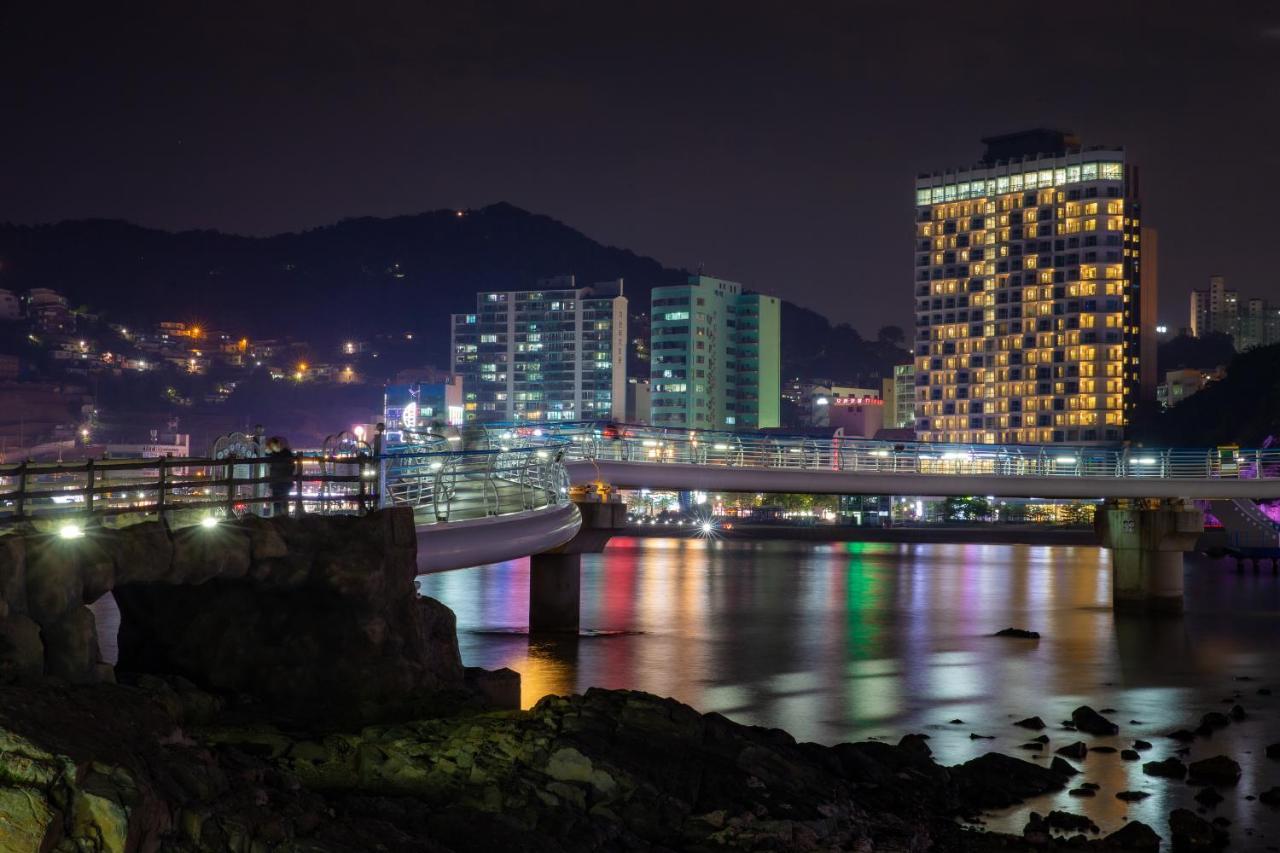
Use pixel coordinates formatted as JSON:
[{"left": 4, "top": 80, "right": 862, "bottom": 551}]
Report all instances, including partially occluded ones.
[
  {"left": 0, "top": 432, "right": 572, "bottom": 530},
  {"left": 0, "top": 452, "right": 378, "bottom": 528},
  {"left": 381, "top": 438, "right": 570, "bottom": 523},
  {"left": 549, "top": 422, "right": 1280, "bottom": 482}
]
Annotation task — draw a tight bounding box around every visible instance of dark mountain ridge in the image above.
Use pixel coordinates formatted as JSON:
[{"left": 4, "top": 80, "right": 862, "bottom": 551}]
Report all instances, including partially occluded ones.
[{"left": 0, "top": 203, "right": 908, "bottom": 382}]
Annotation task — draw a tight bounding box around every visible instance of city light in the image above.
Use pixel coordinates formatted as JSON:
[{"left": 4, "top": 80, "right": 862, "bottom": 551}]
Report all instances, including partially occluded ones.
[{"left": 58, "top": 523, "right": 84, "bottom": 540}]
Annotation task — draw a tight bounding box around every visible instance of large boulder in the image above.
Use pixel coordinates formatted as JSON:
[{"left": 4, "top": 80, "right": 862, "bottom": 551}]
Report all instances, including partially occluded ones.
[
  {"left": 41, "top": 606, "right": 103, "bottom": 684},
  {"left": 0, "top": 615, "right": 43, "bottom": 681},
  {"left": 169, "top": 523, "right": 251, "bottom": 584},
  {"left": 114, "top": 509, "right": 469, "bottom": 721},
  {"left": 100, "top": 521, "right": 172, "bottom": 586},
  {"left": 0, "top": 536, "right": 26, "bottom": 618},
  {"left": 24, "top": 538, "right": 86, "bottom": 625}
]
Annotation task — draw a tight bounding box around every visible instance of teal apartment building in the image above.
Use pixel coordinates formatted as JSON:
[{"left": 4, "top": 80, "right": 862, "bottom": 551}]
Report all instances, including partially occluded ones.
[{"left": 649, "top": 275, "right": 780, "bottom": 429}]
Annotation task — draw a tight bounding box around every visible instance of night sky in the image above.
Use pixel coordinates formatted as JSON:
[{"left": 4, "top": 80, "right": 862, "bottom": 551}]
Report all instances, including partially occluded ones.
[{"left": 3, "top": 1, "right": 1278, "bottom": 332}]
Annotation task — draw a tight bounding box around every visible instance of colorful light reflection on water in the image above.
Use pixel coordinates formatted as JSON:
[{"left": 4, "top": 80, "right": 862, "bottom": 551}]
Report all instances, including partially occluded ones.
[{"left": 418, "top": 537, "right": 1280, "bottom": 842}]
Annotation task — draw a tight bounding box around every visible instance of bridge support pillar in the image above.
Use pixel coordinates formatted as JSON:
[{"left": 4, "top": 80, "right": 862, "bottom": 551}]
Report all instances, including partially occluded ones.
[
  {"left": 1096, "top": 500, "right": 1204, "bottom": 613},
  {"left": 529, "top": 553, "right": 581, "bottom": 633},
  {"left": 528, "top": 494, "right": 628, "bottom": 634}
]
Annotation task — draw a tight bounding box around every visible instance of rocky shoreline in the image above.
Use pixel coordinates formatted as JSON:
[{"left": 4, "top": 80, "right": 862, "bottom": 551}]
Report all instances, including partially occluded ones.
[
  {"left": 0, "top": 510, "right": 1267, "bottom": 850},
  {"left": 0, "top": 653, "right": 1198, "bottom": 852}
]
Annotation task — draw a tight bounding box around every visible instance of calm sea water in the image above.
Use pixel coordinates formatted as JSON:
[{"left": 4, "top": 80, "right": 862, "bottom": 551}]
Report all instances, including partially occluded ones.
[{"left": 417, "top": 537, "right": 1280, "bottom": 842}]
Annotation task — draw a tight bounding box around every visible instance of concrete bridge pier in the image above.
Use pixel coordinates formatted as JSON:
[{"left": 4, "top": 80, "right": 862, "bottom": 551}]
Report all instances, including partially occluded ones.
[
  {"left": 529, "top": 493, "right": 627, "bottom": 633},
  {"left": 1096, "top": 499, "right": 1204, "bottom": 613}
]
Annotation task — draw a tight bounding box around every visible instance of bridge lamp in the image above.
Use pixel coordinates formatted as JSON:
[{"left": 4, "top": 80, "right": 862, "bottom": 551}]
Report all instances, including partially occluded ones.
[
  {"left": 700, "top": 521, "right": 714, "bottom": 534},
  {"left": 713, "top": 443, "right": 729, "bottom": 451},
  {"left": 200, "top": 516, "right": 219, "bottom": 529},
  {"left": 1135, "top": 457, "right": 1157, "bottom": 466},
  {"left": 1055, "top": 456, "right": 1077, "bottom": 466},
  {"left": 428, "top": 461, "right": 444, "bottom": 471},
  {"left": 58, "top": 523, "right": 84, "bottom": 540}
]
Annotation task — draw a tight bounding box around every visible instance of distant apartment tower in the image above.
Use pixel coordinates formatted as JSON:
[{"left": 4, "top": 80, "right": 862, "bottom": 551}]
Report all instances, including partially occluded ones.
[
  {"left": 1189, "top": 275, "right": 1238, "bottom": 339},
  {"left": 913, "top": 129, "right": 1156, "bottom": 444},
  {"left": 880, "top": 363, "right": 917, "bottom": 429},
  {"left": 451, "top": 276, "right": 627, "bottom": 422},
  {"left": 649, "top": 275, "right": 781, "bottom": 429},
  {"left": 1189, "top": 275, "right": 1279, "bottom": 350}
]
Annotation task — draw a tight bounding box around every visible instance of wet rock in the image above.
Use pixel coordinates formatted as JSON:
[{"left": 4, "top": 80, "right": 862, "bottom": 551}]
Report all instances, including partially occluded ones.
[
  {"left": 1267, "top": 743, "right": 1280, "bottom": 759},
  {"left": 1133, "top": 739, "right": 1152, "bottom": 750},
  {"left": 1200, "top": 711, "right": 1231, "bottom": 730},
  {"left": 994, "top": 627, "right": 1040, "bottom": 639},
  {"left": 1169, "top": 807, "right": 1228, "bottom": 850},
  {"left": 1099, "top": 707, "right": 1117, "bottom": 714},
  {"left": 1015, "top": 716, "right": 1046, "bottom": 730},
  {"left": 1050, "top": 757, "right": 1079, "bottom": 776},
  {"left": 1195, "top": 787, "right": 1224, "bottom": 807},
  {"left": 1019, "top": 742, "right": 1043, "bottom": 751},
  {"left": 1129, "top": 719, "right": 1145, "bottom": 725},
  {"left": 1031, "top": 734, "right": 1049, "bottom": 743},
  {"left": 969, "top": 733, "right": 994, "bottom": 739},
  {"left": 1169, "top": 729, "right": 1197, "bottom": 742},
  {"left": 1229, "top": 704, "right": 1246, "bottom": 721},
  {"left": 1144, "top": 757, "right": 1187, "bottom": 779},
  {"left": 1121, "top": 749, "right": 1140, "bottom": 761},
  {"left": 1069, "top": 787, "right": 1096, "bottom": 797},
  {"left": 1187, "top": 755, "right": 1241, "bottom": 786},
  {"left": 1117, "top": 790, "right": 1150, "bottom": 802},
  {"left": 464, "top": 666, "right": 520, "bottom": 711},
  {"left": 1080, "top": 782, "right": 1100, "bottom": 790},
  {"left": 948, "top": 717, "right": 964, "bottom": 724},
  {"left": 1071, "top": 705, "right": 1119, "bottom": 735},
  {"left": 1043, "top": 809, "right": 1099, "bottom": 834},
  {"left": 0, "top": 786, "right": 58, "bottom": 851},
  {"left": 951, "top": 752, "right": 1068, "bottom": 808},
  {"left": 1055, "top": 741, "right": 1088, "bottom": 759},
  {"left": 1023, "top": 812, "right": 1051, "bottom": 844},
  {"left": 1259, "top": 786, "right": 1280, "bottom": 805},
  {"left": 1103, "top": 819, "right": 1161, "bottom": 850},
  {"left": 898, "top": 733, "right": 932, "bottom": 758},
  {"left": 1091, "top": 745, "right": 1118, "bottom": 754}
]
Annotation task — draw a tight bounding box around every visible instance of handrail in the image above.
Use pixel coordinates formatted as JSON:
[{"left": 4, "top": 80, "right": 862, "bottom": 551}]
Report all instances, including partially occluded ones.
[
  {"left": 551, "top": 422, "right": 1280, "bottom": 482},
  {"left": 0, "top": 437, "right": 573, "bottom": 529}
]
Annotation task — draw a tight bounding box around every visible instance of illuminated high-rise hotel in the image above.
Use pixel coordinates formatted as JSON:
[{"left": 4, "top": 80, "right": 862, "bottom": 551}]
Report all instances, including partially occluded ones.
[{"left": 913, "top": 130, "right": 1156, "bottom": 445}]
